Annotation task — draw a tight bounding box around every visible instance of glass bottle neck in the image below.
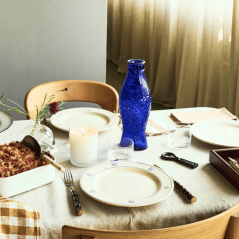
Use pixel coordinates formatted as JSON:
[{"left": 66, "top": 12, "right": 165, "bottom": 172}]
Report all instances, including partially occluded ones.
[
  {"left": 127, "top": 59, "right": 145, "bottom": 74},
  {"left": 126, "top": 59, "right": 146, "bottom": 85}
]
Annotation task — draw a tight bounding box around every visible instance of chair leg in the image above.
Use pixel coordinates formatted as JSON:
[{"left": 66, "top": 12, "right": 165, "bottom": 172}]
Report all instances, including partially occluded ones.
[{"left": 225, "top": 210, "right": 239, "bottom": 239}]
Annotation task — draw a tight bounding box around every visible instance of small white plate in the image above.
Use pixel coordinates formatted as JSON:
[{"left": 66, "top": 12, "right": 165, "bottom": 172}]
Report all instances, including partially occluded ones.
[
  {"left": 191, "top": 119, "right": 239, "bottom": 147},
  {"left": 80, "top": 161, "right": 174, "bottom": 207},
  {"left": 0, "top": 110, "right": 13, "bottom": 133},
  {"left": 50, "top": 108, "right": 119, "bottom": 132}
]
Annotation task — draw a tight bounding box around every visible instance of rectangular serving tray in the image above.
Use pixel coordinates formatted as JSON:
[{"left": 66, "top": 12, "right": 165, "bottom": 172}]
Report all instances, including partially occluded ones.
[
  {"left": 0, "top": 141, "right": 57, "bottom": 197},
  {"left": 209, "top": 148, "right": 239, "bottom": 191}
]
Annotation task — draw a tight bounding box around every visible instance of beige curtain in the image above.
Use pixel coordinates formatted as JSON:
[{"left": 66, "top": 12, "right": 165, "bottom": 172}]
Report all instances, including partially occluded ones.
[{"left": 107, "top": 0, "right": 239, "bottom": 116}]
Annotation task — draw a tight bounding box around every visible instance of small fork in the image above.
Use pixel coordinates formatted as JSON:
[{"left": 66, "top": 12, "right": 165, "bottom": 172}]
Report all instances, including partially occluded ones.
[{"left": 64, "top": 168, "right": 83, "bottom": 216}]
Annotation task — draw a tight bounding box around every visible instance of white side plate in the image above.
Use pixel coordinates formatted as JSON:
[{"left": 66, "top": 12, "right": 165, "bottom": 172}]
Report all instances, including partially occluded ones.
[
  {"left": 191, "top": 119, "right": 239, "bottom": 147},
  {"left": 0, "top": 110, "right": 13, "bottom": 133},
  {"left": 80, "top": 161, "right": 174, "bottom": 207},
  {"left": 50, "top": 108, "right": 119, "bottom": 132}
]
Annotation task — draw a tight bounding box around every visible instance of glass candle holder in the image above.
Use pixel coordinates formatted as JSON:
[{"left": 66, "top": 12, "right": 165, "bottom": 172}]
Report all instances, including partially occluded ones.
[{"left": 69, "top": 124, "right": 98, "bottom": 167}]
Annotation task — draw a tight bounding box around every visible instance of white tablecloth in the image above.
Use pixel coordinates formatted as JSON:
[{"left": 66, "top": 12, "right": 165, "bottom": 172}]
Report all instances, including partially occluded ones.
[{"left": 1, "top": 107, "right": 239, "bottom": 239}]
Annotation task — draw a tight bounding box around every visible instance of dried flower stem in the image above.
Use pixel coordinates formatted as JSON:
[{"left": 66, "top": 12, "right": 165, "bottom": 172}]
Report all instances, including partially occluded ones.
[
  {"left": 0, "top": 89, "right": 67, "bottom": 126},
  {"left": 0, "top": 94, "right": 32, "bottom": 118}
]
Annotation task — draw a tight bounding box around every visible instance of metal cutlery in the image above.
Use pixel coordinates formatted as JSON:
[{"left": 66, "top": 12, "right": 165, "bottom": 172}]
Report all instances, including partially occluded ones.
[
  {"left": 21, "top": 135, "right": 64, "bottom": 172},
  {"left": 154, "top": 164, "right": 197, "bottom": 203},
  {"left": 64, "top": 168, "right": 83, "bottom": 216},
  {"left": 228, "top": 157, "right": 239, "bottom": 173},
  {"left": 175, "top": 122, "right": 192, "bottom": 126}
]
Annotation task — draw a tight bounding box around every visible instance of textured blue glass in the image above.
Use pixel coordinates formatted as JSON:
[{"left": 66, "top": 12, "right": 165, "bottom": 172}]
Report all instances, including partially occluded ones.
[{"left": 119, "top": 59, "right": 151, "bottom": 150}]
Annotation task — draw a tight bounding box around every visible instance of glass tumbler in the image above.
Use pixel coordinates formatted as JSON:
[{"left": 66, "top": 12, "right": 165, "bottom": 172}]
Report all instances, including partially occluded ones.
[
  {"left": 108, "top": 137, "right": 134, "bottom": 162},
  {"left": 168, "top": 125, "right": 191, "bottom": 149}
]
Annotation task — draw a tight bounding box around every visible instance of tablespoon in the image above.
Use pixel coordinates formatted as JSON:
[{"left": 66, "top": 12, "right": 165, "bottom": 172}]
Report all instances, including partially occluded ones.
[
  {"left": 160, "top": 152, "right": 198, "bottom": 169},
  {"left": 21, "top": 135, "right": 65, "bottom": 172}
]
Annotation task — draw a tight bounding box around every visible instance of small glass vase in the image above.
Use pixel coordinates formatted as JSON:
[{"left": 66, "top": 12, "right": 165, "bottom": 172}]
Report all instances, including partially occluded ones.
[
  {"left": 119, "top": 59, "right": 151, "bottom": 150},
  {"left": 21, "top": 120, "right": 54, "bottom": 145}
]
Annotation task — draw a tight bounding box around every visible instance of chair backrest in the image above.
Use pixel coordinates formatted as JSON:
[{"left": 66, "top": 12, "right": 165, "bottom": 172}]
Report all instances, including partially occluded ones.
[
  {"left": 24, "top": 80, "right": 119, "bottom": 119},
  {"left": 62, "top": 201, "right": 239, "bottom": 239}
]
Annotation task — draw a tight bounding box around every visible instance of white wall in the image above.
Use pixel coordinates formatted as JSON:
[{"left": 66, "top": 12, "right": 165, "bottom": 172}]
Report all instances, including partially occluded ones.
[{"left": 0, "top": 0, "right": 107, "bottom": 120}]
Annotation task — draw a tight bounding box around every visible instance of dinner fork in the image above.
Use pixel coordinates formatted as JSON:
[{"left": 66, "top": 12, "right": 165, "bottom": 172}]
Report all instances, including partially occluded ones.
[{"left": 64, "top": 168, "right": 83, "bottom": 216}]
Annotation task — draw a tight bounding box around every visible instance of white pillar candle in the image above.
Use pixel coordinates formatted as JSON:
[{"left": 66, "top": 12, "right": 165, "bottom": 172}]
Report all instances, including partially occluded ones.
[{"left": 69, "top": 126, "right": 98, "bottom": 167}]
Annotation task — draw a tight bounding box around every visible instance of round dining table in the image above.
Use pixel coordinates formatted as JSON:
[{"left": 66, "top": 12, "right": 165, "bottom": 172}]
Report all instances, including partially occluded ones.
[{"left": 1, "top": 107, "right": 239, "bottom": 239}]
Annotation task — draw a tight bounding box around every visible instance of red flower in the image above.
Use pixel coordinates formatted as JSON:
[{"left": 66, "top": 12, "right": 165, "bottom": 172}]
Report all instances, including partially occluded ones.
[{"left": 49, "top": 102, "right": 59, "bottom": 114}]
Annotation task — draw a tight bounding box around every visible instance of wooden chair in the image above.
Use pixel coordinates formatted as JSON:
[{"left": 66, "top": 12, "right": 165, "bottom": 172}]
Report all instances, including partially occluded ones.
[
  {"left": 62, "top": 201, "right": 239, "bottom": 239},
  {"left": 24, "top": 80, "right": 119, "bottom": 119}
]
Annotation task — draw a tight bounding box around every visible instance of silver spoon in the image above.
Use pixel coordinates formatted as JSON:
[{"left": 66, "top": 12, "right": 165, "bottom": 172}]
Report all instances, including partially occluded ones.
[{"left": 21, "top": 135, "right": 64, "bottom": 172}]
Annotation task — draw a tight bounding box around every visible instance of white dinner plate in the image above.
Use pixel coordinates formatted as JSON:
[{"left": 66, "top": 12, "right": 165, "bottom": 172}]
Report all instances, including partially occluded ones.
[
  {"left": 80, "top": 161, "right": 174, "bottom": 207},
  {"left": 0, "top": 110, "right": 13, "bottom": 133},
  {"left": 191, "top": 119, "right": 239, "bottom": 147},
  {"left": 50, "top": 108, "right": 119, "bottom": 132}
]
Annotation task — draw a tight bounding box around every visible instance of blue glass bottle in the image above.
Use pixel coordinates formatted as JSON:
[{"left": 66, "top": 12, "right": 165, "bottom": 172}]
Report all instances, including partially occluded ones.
[{"left": 119, "top": 59, "right": 151, "bottom": 150}]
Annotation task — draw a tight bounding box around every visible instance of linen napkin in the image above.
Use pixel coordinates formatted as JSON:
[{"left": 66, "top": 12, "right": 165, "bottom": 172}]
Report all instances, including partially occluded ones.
[
  {"left": 0, "top": 197, "right": 41, "bottom": 239},
  {"left": 146, "top": 114, "right": 168, "bottom": 136},
  {"left": 171, "top": 108, "right": 238, "bottom": 124},
  {"left": 118, "top": 113, "right": 168, "bottom": 136}
]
